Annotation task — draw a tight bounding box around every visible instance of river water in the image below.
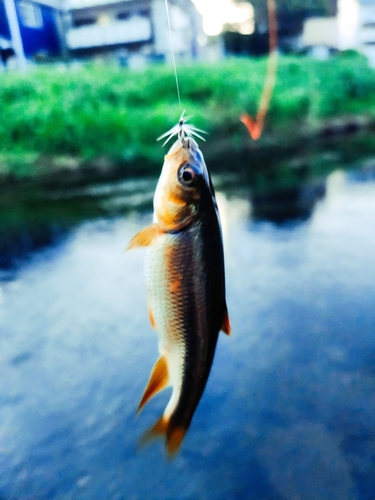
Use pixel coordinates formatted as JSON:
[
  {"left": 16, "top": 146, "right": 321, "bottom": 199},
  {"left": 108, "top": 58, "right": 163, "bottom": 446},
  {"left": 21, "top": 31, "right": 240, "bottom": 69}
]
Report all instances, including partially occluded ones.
[{"left": 0, "top": 145, "right": 375, "bottom": 499}]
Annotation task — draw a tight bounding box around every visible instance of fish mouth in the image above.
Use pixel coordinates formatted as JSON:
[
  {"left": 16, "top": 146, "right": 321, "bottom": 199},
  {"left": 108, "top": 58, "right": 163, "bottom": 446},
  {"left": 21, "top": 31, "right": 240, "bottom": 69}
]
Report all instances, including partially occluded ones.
[{"left": 165, "top": 134, "right": 200, "bottom": 164}]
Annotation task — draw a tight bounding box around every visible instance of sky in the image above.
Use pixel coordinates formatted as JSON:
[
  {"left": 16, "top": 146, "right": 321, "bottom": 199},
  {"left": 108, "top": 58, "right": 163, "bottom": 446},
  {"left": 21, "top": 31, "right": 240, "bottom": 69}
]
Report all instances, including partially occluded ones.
[{"left": 191, "top": 0, "right": 254, "bottom": 36}]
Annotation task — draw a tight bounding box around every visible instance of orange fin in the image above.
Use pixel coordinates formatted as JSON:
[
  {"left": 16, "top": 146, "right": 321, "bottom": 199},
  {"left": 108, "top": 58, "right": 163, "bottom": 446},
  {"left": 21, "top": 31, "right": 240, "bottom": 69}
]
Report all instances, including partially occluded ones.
[
  {"left": 139, "top": 416, "right": 187, "bottom": 457},
  {"left": 166, "top": 426, "right": 186, "bottom": 455},
  {"left": 137, "top": 356, "right": 169, "bottom": 413},
  {"left": 148, "top": 303, "right": 156, "bottom": 330},
  {"left": 138, "top": 416, "right": 168, "bottom": 448},
  {"left": 221, "top": 307, "right": 231, "bottom": 335},
  {"left": 126, "top": 224, "right": 159, "bottom": 251}
]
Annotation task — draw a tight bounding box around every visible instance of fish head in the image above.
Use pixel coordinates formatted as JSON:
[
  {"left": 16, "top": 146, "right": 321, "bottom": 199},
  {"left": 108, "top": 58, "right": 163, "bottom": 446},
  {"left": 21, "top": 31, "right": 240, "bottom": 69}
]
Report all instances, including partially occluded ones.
[{"left": 154, "top": 136, "right": 213, "bottom": 232}]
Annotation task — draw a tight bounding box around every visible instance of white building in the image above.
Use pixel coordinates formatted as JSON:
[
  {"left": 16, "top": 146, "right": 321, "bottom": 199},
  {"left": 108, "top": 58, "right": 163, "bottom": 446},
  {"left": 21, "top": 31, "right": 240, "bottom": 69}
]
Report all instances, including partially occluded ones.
[
  {"left": 303, "top": 0, "right": 375, "bottom": 66},
  {"left": 66, "top": 0, "right": 204, "bottom": 62}
]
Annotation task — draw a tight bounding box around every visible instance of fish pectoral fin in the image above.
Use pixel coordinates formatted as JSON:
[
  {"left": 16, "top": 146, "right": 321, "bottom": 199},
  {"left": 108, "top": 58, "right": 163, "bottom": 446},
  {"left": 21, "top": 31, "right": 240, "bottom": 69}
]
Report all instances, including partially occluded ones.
[
  {"left": 221, "top": 306, "right": 231, "bottom": 336},
  {"left": 137, "top": 356, "right": 169, "bottom": 413},
  {"left": 126, "top": 224, "right": 159, "bottom": 251}
]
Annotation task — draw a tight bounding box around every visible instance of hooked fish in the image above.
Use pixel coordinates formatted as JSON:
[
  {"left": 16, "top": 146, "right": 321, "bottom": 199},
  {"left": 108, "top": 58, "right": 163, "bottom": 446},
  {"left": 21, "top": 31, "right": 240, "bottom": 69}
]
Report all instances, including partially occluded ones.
[{"left": 128, "top": 113, "right": 230, "bottom": 454}]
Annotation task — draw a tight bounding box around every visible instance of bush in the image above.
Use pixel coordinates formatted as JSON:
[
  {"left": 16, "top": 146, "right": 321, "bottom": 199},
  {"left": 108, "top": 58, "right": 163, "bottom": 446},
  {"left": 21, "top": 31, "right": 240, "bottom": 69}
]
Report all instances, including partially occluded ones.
[{"left": 1, "top": 54, "right": 375, "bottom": 176}]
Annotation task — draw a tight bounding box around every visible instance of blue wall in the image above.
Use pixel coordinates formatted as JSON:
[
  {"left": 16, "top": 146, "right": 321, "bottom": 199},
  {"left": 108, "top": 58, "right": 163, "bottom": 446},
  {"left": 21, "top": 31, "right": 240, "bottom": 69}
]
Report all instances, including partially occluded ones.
[
  {"left": 0, "top": 1, "right": 11, "bottom": 40},
  {"left": 17, "top": 1, "right": 61, "bottom": 57},
  {"left": 0, "top": 0, "right": 61, "bottom": 57}
]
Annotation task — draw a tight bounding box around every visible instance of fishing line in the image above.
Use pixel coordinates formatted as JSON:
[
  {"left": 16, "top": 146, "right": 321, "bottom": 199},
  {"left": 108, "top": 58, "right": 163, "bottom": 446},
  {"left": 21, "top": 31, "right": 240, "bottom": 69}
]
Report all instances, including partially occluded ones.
[{"left": 164, "top": 0, "right": 181, "bottom": 106}]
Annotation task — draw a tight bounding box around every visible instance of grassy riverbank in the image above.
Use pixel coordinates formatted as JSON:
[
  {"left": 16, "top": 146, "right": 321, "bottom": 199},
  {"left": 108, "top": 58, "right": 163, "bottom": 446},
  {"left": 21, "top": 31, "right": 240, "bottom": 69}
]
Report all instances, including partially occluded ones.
[{"left": 1, "top": 52, "right": 375, "bottom": 182}]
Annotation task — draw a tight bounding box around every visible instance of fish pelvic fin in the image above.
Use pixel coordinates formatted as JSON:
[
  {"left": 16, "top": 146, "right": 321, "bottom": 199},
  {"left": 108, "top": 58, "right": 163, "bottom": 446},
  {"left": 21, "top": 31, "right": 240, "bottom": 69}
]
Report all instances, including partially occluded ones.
[
  {"left": 137, "top": 356, "right": 169, "bottom": 413},
  {"left": 139, "top": 415, "right": 187, "bottom": 457},
  {"left": 148, "top": 303, "right": 156, "bottom": 329},
  {"left": 221, "top": 306, "right": 231, "bottom": 336},
  {"left": 126, "top": 223, "right": 159, "bottom": 251}
]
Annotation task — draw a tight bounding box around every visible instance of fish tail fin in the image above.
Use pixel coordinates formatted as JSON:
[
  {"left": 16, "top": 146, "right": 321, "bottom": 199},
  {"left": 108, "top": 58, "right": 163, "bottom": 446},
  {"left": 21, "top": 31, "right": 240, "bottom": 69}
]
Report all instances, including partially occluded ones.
[
  {"left": 139, "top": 415, "right": 168, "bottom": 447},
  {"left": 139, "top": 415, "right": 188, "bottom": 456},
  {"left": 166, "top": 425, "right": 187, "bottom": 455}
]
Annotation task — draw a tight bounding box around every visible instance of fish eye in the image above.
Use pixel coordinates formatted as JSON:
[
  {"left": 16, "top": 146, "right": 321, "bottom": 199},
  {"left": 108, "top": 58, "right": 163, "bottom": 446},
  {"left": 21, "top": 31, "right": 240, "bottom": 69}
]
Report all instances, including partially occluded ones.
[{"left": 178, "top": 164, "right": 199, "bottom": 187}]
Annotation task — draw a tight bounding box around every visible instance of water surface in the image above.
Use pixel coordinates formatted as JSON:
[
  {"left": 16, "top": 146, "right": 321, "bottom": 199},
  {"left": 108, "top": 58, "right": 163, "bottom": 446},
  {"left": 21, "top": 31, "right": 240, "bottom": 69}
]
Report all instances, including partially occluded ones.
[{"left": 0, "top": 154, "right": 375, "bottom": 499}]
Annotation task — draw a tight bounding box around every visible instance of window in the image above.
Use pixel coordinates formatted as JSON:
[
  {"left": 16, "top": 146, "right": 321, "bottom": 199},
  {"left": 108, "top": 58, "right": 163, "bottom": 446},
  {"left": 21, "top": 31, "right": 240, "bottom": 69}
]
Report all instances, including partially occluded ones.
[
  {"left": 117, "top": 11, "right": 130, "bottom": 21},
  {"left": 136, "top": 9, "right": 149, "bottom": 17},
  {"left": 363, "top": 22, "right": 375, "bottom": 29},
  {"left": 73, "top": 17, "right": 97, "bottom": 27},
  {"left": 17, "top": 1, "right": 43, "bottom": 29}
]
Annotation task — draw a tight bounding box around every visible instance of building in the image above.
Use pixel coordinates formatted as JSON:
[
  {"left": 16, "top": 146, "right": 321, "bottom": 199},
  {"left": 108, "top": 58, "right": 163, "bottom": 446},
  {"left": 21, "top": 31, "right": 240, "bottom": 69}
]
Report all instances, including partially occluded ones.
[
  {"left": 65, "top": 0, "right": 203, "bottom": 62},
  {"left": 224, "top": 6, "right": 328, "bottom": 57},
  {"left": 0, "top": 0, "right": 66, "bottom": 66},
  {"left": 1, "top": 0, "right": 203, "bottom": 67},
  {"left": 303, "top": 0, "right": 375, "bottom": 66}
]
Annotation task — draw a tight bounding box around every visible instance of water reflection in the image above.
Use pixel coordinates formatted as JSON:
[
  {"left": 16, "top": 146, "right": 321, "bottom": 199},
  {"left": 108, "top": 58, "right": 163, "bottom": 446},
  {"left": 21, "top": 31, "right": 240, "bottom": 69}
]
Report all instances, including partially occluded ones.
[
  {"left": 249, "top": 164, "right": 326, "bottom": 224},
  {"left": 0, "top": 149, "right": 375, "bottom": 499},
  {"left": 2, "top": 135, "right": 374, "bottom": 272},
  {"left": 0, "top": 179, "right": 155, "bottom": 275}
]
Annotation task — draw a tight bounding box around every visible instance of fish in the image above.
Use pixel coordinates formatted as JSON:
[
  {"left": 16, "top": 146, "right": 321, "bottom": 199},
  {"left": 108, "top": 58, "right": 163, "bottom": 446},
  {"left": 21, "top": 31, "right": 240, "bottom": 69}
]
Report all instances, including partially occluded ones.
[{"left": 127, "top": 113, "right": 231, "bottom": 455}]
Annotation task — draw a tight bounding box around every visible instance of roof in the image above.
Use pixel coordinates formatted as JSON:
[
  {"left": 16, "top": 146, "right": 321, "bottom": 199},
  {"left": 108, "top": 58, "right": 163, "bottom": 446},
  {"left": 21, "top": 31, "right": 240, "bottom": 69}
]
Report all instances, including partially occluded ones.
[
  {"left": 358, "top": 0, "right": 375, "bottom": 6},
  {"left": 69, "top": 0, "right": 134, "bottom": 9},
  {"left": 34, "top": 0, "right": 68, "bottom": 9},
  {"left": 68, "top": 0, "right": 189, "bottom": 11}
]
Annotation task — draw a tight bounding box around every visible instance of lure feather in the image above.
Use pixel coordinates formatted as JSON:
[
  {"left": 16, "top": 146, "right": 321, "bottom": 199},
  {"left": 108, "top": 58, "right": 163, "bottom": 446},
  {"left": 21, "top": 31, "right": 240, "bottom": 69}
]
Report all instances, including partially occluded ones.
[{"left": 158, "top": 111, "right": 207, "bottom": 146}]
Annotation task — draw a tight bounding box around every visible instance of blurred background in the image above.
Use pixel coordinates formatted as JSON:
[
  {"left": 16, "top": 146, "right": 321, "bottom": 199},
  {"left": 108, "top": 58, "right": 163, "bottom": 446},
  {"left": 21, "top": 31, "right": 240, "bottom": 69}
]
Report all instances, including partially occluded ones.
[{"left": 1, "top": 0, "right": 375, "bottom": 499}]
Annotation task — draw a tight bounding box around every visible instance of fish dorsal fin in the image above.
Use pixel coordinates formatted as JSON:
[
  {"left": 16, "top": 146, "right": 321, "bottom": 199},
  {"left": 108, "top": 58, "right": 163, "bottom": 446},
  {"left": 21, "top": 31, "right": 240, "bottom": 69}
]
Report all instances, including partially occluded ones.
[
  {"left": 137, "top": 356, "right": 169, "bottom": 413},
  {"left": 126, "top": 224, "right": 159, "bottom": 250},
  {"left": 221, "top": 307, "right": 231, "bottom": 335}
]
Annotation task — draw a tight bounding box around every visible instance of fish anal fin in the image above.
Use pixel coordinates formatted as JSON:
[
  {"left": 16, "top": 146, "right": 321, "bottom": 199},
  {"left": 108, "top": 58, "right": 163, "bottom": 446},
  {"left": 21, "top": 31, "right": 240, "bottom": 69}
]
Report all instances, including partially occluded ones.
[
  {"left": 137, "top": 356, "right": 169, "bottom": 413},
  {"left": 148, "top": 304, "right": 156, "bottom": 330},
  {"left": 126, "top": 224, "right": 159, "bottom": 251},
  {"left": 221, "top": 307, "right": 231, "bottom": 336}
]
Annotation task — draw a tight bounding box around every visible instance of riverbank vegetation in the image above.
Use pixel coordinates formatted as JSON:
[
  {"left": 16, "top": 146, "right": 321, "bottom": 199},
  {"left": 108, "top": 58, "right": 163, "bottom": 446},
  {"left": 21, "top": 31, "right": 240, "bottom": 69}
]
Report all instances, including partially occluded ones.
[{"left": 1, "top": 52, "right": 375, "bottom": 182}]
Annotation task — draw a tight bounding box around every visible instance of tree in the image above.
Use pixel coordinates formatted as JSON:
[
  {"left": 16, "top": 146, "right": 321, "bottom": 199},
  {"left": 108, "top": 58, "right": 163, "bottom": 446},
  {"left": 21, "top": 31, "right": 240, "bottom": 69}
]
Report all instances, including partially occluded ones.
[
  {"left": 237, "top": 0, "right": 336, "bottom": 14},
  {"left": 235, "top": 0, "right": 337, "bottom": 29}
]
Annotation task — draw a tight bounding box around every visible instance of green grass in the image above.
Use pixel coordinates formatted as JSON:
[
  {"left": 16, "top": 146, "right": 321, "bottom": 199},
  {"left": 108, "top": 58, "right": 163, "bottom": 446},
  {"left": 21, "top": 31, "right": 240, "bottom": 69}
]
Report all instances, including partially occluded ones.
[{"left": 1, "top": 52, "right": 375, "bottom": 179}]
